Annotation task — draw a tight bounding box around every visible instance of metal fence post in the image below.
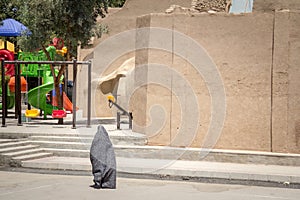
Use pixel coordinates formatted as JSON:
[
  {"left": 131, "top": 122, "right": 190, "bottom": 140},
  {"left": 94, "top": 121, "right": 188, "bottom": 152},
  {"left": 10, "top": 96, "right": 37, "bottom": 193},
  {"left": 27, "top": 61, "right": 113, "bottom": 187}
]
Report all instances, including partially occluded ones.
[
  {"left": 87, "top": 60, "right": 91, "bottom": 128},
  {"left": 1, "top": 60, "right": 6, "bottom": 127},
  {"left": 72, "top": 59, "right": 77, "bottom": 129},
  {"left": 117, "top": 112, "right": 120, "bottom": 130},
  {"left": 15, "top": 63, "right": 22, "bottom": 126}
]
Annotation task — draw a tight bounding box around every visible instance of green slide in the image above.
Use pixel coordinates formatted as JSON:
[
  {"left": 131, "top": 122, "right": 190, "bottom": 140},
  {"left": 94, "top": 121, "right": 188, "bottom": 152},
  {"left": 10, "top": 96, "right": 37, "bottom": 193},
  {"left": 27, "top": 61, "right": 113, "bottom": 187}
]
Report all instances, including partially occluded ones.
[
  {"left": 0, "top": 87, "right": 15, "bottom": 110},
  {"left": 27, "top": 79, "right": 57, "bottom": 115},
  {"left": 0, "top": 95, "right": 15, "bottom": 109}
]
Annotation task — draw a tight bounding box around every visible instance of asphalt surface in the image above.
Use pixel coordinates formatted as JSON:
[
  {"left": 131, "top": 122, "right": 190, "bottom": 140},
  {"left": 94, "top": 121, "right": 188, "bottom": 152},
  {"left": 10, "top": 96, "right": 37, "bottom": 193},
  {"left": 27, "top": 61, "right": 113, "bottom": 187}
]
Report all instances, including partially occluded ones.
[{"left": 0, "top": 171, "right": 299, "bottom": 200}]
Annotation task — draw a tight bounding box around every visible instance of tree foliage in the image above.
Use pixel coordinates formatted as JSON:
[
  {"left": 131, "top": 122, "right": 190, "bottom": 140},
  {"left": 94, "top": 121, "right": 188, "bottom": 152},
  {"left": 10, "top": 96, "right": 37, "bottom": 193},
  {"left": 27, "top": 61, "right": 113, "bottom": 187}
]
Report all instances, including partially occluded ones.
[
  {"left": 1, "top": 0, "right": 125, "bottom": 49},
  {"left": 108, "top": 0, "right": 126, "bottom": 7},
  {"left": 17, "top": 0, "right": 109, "bottom": 54},
  {"left": 0, "top": 0, "right": 21, "bottom": 22}
]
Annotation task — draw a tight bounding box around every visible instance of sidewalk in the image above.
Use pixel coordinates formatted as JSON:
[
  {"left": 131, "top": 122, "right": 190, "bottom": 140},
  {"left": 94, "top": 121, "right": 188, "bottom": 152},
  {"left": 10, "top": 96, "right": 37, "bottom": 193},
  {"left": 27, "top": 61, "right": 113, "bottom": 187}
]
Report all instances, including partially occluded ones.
[
  {"left": 1, "top": 117, "right": 300, "bottom": 188},
  {"left": 19, "top": 156, "right": 300, "bottom": 188}
]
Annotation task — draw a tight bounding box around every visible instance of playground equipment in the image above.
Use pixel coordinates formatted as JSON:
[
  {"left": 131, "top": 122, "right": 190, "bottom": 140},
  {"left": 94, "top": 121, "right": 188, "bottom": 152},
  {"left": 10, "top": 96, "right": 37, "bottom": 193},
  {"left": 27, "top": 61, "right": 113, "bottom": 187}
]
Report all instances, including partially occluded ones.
[
  {"left": 0, "top": 18, "right": 31, "bottom": 37},
  {"left": 0, "top": 87, "right": 14, "bottom": 110},
  {"left": 0, "top": 22, "right": 90, "bottom": 127},
  {"left": 19, "top": 40, "right": 72, "bottom": 118},
  {"left": 8, "top": 76, "right": 27, "bottom": 92},
  {"left": 19, "top": 51, "right": 75, "bottom": 119},
  {"left": 0, "top": 18, "right": 32, "bottom": 113},
  {"left": 107, "top": 95, "right": 133, "bottom": 129},
  {"left": 25, "top": 108, "right": 40, "bottom": 118},
  {"left": 0, "top": 46, "right": 73, "bottom": 119},
  {"left": 52, "top": 110, "right": 67, "bottom": 118},
  {"left": 1, "top": 59, "right": 92, "bottom": 128},
  {"left": 0, "top": 39, "right": 14, "bottom": 53},
  {"left": 0, "top": 49, "right": 16, "bottom": 110},
  {"left": 0, "top": 49, "right": 15, "bottom": 76}
]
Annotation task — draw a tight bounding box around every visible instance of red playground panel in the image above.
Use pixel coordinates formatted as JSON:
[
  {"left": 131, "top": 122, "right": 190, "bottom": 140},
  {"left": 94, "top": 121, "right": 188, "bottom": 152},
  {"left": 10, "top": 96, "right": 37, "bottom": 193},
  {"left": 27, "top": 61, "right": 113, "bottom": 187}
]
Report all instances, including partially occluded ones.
[{"left": 52, "top": 110, "right": 66, "bottom": 118}]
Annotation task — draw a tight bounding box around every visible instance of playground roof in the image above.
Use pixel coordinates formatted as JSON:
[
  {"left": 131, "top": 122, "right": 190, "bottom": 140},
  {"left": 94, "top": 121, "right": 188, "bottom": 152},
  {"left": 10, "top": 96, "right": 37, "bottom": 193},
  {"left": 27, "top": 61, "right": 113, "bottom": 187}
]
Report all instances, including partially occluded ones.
[{"left": 0, "top": 18, "right": 31, "bottom": 37}]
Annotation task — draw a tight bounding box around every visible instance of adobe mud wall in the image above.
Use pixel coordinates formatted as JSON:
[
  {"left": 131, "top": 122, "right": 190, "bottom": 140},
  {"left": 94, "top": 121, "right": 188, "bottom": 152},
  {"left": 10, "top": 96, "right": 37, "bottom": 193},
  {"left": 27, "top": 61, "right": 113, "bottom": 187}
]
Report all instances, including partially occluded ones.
[
  {"left": 133, "top": 11, "right": 300, "bottom": 153},
  {"left": 79, "top": 0, "right": 300, "bottom": 153}
]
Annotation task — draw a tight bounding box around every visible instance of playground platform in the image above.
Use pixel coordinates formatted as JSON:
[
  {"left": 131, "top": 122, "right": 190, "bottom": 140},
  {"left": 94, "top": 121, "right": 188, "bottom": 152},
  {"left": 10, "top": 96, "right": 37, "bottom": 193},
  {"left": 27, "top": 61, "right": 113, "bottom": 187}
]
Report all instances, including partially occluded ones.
[{"left": 0, "top": 116, "right": 300, "bottom": 189}]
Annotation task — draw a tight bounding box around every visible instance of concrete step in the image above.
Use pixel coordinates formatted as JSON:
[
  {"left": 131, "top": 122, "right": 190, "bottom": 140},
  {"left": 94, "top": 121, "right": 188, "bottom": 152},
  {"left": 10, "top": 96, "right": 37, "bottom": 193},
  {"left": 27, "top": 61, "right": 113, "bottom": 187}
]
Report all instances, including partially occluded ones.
[
  {"left": 0, "top": 141, "right": 30, "bottom": 149},
  {"left": 29, "top": 136, "right": 93, "bottom": 143},
  {"left": 24, "top": 144, "right": 300, "bottom": 167},
  {"left": 29, "top": 136, "right": 146, "bottom": 150},
  {"left": 0, "top": 139, "right": 21, "bottom": 144},
  {"left": 0, "top": 145, "right": 40, "bottom": 154},
  {"left": 12, "top": 152, "right": 53, "bottom": 161},
  {"left": 42, "top": 148, "right": 89, "bottom": 158},
  {"left": 21, "top": 156, "right": 91, "bottom": 171},
  {"left": 113, "top": 146, "right": 300, "bottom": 166},
  {"left": 30, "top": 141, "right": 90, "bottom": 150},
  {"left": 3, "top": 148, "right": 44, "bottom": 157},
  {"left": 0, "top": 124, "right": 147, "bottom": 146},
  {"left": 109, "top": 133, "right": 147, "bottom": 145},
  {"left": 29, "top": 134, "right": 146, "bottom": 146}
]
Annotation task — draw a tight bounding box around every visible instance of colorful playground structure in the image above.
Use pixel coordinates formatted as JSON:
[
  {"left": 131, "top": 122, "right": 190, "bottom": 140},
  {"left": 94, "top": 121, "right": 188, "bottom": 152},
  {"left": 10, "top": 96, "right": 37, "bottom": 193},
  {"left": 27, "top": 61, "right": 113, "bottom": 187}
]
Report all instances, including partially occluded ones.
[
  {"left": 0, "top": 41, "right": 75, "bottom": 120},
  {"left": 0, "top": 19, "right": 91, "bottom": 128}
]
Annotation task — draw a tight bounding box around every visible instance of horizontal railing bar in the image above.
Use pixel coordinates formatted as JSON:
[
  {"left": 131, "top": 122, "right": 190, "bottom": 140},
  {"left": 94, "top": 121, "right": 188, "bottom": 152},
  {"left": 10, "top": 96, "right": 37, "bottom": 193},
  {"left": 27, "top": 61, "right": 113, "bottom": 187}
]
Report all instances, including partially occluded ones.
[{"left": 3, "top": 60, "right": 91, "bottom": 65}]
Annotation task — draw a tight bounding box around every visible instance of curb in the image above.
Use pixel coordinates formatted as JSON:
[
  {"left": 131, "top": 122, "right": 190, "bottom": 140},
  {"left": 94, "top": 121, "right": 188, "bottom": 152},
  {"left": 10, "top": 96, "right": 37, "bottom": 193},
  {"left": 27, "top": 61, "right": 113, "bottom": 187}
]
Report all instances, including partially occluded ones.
[{"left": 2, "top": 167, "right": 300, "bottom": 189}]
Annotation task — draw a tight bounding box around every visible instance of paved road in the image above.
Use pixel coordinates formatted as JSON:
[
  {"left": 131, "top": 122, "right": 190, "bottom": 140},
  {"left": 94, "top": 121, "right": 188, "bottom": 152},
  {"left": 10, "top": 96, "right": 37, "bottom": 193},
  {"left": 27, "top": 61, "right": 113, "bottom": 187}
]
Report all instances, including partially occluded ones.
[{"left": 0, "top": 171, "right": 299, "bottom": 200}]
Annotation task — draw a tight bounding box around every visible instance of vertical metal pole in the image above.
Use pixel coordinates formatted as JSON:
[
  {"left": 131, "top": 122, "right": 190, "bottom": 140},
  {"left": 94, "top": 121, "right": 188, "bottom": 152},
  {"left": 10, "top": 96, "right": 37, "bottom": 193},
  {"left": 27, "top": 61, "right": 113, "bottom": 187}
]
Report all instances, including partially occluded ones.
[
  {"left": 117, "top": 112, "right": 120, "bottom": 130},
  {"left": 87, "top": 61, "right": 91, "bottom": 128},
  {"left": 72, "top": 59, "right": 77, "bottom": 129},
  {"left": 1, "top": 60, "right": 6, "bottom": 127},
  {"left": 4, "top": 80, "right": 8, "bottom": 117},
  {"left": 64, "top": 67, "right": 67, "bottom": 96},
  {"left": 129, "top": 112, "right": 133, "bottom": 130},
  {"left": 14, "top": 64, "right": 18, "bottom": 119},
  {"left": 16, "top": 63, "right": 22, "bottom": 126}
]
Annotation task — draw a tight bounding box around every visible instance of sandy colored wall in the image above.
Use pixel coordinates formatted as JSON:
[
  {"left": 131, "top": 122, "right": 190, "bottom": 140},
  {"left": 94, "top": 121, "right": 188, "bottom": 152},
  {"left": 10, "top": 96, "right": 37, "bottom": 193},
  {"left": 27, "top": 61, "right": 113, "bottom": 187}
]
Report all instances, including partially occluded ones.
[
  {"left": 253, "top": 0, "right": 300, "bottom": 12},
  {"left": 79, "top": 0, "right": 192, "bottom": 61},
  {"left": 77, "top": 0, "right": 193, "bottom": 118},
  {"left": 78, "top": 0, "right": 300, "bottom": 153},
  {"left": 132, "top": 11, "right": 300, "bottom": 153},
  {"left": 272, "top": 10, "right": 300, "bottom": 153}
]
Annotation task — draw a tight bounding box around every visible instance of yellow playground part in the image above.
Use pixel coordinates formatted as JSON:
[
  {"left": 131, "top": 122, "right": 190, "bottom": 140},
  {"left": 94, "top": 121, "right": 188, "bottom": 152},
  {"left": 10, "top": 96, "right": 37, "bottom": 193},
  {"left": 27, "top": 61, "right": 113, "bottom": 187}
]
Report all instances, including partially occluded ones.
[
  {"left": 107, "top": 95, "right": 115, "bottom": 103},
  {"left": 25, "top": 109, "right": 40, "bottom": 118},
  {"left": 0, "top": 39, "right": 15, "bottom": 53}
]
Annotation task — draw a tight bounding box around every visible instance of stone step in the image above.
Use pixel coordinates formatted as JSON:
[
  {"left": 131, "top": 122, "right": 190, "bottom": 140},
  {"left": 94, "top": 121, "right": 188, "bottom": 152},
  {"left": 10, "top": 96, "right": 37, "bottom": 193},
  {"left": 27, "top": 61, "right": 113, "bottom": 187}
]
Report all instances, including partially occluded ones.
[
  {"left": 12, "top": 152, "right": 53, "bottom": 161},
  {"left": 2, "top": 137, "right": 299, "bottom": 167},
  {"left": 113, "top": 146, "right": 300, "bottom": 166},
  {"left": 22, "top": 144, "right": 300, "bottom": 167},
  {"left": 21, "top": 156, "right": 91, "bottom": 171},
  {"left": 0, "top": 141, "right": 30, "bottom": 149},
  {"left": 29, "top": 133, "right": 146, "bottom": 146},
  {"left": 73, "top": 128, "right": 147, "bottom": 145},
  {"left": 1, "top": 136, "right": 299, "bottom": 167},
  {"left": 0, "top": 139, "right": 21, "bottom": 144},
  {"left": 42, "top": 148, "right": 89, "bottom": 158},
  {"left": 30, "top": 141, "right": 90, "bottom": 150},
  {"left": 0, "top": 144, "right": 40, "bottom": 154},
  {"left": 3, "top": 148, "right": 44, "bottom": 157},
  {"left": 30, "top": 136, "right": 93, "bottom": 143}
]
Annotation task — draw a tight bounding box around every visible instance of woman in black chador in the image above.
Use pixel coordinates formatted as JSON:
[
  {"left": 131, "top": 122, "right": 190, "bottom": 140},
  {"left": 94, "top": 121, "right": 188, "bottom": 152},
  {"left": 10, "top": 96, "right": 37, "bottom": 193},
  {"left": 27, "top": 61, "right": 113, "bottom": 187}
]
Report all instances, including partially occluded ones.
[{"left": 90, "top": 125, "right": 116, "bottom": 189}]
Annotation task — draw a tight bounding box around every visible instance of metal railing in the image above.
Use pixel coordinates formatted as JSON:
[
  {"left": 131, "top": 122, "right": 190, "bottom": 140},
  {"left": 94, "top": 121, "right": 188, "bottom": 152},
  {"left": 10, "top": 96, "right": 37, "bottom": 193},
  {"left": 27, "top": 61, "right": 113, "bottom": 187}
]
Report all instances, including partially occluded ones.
[{"left": 108, "top": 96, "right": 132, "bottom": 130}]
